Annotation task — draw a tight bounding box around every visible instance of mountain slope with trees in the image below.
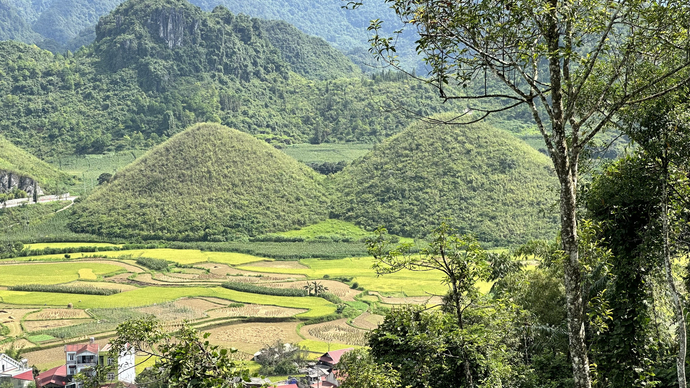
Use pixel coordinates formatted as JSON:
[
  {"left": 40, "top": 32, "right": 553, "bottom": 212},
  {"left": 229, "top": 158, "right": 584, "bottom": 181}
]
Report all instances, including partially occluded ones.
[
  {"left": 69, "top": 123, "right": 331, "bottom": 240},
  {"left": 330, "top": 114, "right": 559, "bottom": 245},
  {"left": 0, "top": 0, "right": 464, "bottom": 157}
]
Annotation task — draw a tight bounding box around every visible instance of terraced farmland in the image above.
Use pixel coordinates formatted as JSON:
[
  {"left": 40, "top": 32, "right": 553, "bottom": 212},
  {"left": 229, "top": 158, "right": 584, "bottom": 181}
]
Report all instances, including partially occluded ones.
[{"left": 0, "top": 242, "right": 464, "bottom": 378}]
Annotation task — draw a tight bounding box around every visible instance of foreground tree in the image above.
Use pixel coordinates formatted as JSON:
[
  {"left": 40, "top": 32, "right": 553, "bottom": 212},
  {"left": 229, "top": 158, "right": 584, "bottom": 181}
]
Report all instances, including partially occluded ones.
[
  {"left": 347, "top": 0, "right": 690, "bottom": 385},
  {"left": 80, "top": 317, "right": 249, "bottom": 388},
  {"left": 367, "top": 224, "right": 525, "bottom": 386}
]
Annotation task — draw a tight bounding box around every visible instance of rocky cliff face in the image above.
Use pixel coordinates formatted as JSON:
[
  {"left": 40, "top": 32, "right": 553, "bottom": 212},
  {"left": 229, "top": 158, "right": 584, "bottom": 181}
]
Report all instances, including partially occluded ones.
[{"left": 0, "top": 170, "right": 44, "bottom": 196}]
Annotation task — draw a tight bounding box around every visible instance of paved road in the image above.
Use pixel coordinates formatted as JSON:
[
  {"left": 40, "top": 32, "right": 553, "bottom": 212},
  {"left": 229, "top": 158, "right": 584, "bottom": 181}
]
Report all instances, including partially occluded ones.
[{"left": 2, "top": 194, "right": 78, "bottom": 209}]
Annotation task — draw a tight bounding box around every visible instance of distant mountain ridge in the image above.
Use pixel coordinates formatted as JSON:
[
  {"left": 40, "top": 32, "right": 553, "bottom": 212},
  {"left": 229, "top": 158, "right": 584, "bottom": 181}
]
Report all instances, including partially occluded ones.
[{"left": 1, "top": 0, "right": 420, "bottom": 69}]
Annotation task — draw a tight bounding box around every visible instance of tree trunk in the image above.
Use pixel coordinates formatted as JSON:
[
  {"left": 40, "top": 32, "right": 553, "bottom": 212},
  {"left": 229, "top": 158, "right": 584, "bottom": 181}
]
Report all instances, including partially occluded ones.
[
  {"left": 559, "top": 167, "right": 592, "bottom": 388},
  {"left": 662, "top": 162, "right": 687, "bottom": 388}
]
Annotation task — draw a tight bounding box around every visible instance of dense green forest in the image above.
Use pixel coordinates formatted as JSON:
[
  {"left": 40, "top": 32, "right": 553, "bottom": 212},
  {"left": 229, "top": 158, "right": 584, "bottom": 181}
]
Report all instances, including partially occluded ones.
[
  {"left": 69, "top": 123, "right": 330, "bottom": 240},
  {"left": 331, "top": 113, "right": 560, "bottom": 245},
  {"left": 0, "top": 0, "right": 467, "bottom": 158}
]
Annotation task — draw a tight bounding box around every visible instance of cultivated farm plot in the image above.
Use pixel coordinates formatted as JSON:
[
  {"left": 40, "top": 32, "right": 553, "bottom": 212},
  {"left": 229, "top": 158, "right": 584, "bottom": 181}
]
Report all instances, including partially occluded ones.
[
  {"left": 195, "top": 262, "right": 306, "bottom": 280},
  {"left": 238, "top": 257, "right": 452, "bottom": 296},
  {"left": 302, "top": 318, "right": 367, "bottom": 346},
  {"left": 0, "top": 286, "right": 337, "bottom": 317},
  {"left": 135, "top": 302, "right": 204, "bottom": 322},
  {"left": 206, "top": 321, "right": 303, "bottom": 355},
  {"left": 25, "top": 309, "right": 91, "bottom": 320},
  {"left": 370, "top": 292, "right": 444, "bottom": 306},
  {"left": 0, "top": 309, "right": 35, "bottom": 336},
  {"left": 352, "top": 312, "right": 384, "bottom": 330},
  {"left": 23, "top": 319, "right": 94, "bottom": 332},
  {"left": 206, "top": 304, "right": 306, "bottom": 318},
  {"left": 0, "top": 262, "right": 122, "bottom": 286},
  {"left": 174, "top": 297, "right": 226, "bottom": 312},
  {"left": 248, "top": 261, "right": 309, "bottom": 270}
]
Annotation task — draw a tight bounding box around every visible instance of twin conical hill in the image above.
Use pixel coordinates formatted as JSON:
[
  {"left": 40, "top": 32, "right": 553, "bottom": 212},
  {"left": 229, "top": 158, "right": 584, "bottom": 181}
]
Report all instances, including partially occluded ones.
[
  {"left": 330, "top": 114, "right": 559, "bottom": 246},
  {"left": 69, "top": 123, "right": 330, "bottom": 241}
]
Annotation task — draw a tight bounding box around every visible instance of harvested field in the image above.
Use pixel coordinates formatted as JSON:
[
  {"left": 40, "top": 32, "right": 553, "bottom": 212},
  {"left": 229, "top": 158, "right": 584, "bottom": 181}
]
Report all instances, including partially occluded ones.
[
  {"left": 26, "top": 309, "right": 91, "bottom": 320},
  {"left": 206, "top": 304, "right": 306, "bottom": 319},
  {"left": 24, "top": 319, "right": 94, "bottom": 332},
  {"left": 152, "top": 273, "right": 221, "bottom": 283},
  {"left": 198, "top": 297, "right": 235, "bottom": 306},
  {"left": 268, "top": 280, "right": 358, "bottom": 301},
  {"left": 248, "top": 261, "right": 309, "bottom": 270},
  {"left": 175, "top": 297, "right": 226, "bottom": 312},
  {"left": 105, "top": 273, "right": 134, "bottom": 283},
  {"left": 352, "top": 313, "right": 384, "bottom": 330},
  {"left": 135, "top": 302, "right": 204, "bottom": 322},
  {"left": 302, "top": 318, "right": 367, "bottom": 346},
  {"left": 206, "top": 321, "right": 302, "bottom": 354},
  {"left": 67, "top": 281, "right": 138, "bottom": 292},
  {"left": 371, "top": 292, "right": 443, "bottom": 306},
  {"left": 0, "top": 309, "right": 36, "bottom": 336},
  {"left": 164, "top": 273, "right": 200, "bottom": 280},
  {"left": 0, "top": 339, "right": 34, "bottom": 352},
  {"left": 196, "top": 263, "right": 305, "bottom": 280},
  {"left": 132, "top": 274, "right": 218, "bottom": 286}
]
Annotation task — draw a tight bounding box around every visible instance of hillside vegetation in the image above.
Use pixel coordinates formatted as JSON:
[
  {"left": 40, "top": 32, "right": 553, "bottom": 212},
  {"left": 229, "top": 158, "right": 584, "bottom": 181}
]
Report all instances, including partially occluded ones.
[
  {"left": 330, "top": 114, "right": 560, "bottom": 246},
  {"left": 0, "top": 134, "right": 72, "bottom": 192},
  {"left": 69, "top": 123, "right": 330, "bottom": 241},
  {"left": 0, "top": 0, "right": 465, "bottom": 157}
]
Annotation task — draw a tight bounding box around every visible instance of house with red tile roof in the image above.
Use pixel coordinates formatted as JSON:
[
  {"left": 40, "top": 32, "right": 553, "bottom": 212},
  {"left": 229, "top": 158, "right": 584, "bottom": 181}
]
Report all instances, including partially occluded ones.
[
  {"left": 317, "top": 348, "right": 354, "bottom": 369},
  {"left": 0, "top": 353, "right": 33, "bottom": 388},
  {"left": 36, "top": 365, "right": 69, "bottom": 388}
]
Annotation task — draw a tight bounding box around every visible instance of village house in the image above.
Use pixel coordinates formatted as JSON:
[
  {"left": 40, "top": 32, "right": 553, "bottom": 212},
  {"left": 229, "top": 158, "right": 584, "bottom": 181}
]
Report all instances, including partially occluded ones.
[
  {"left": 0, "top": 354, "right": 33, "bottom": 388},
  {"left": 36, "top": 339, "right": 135, "bottom": 388}
]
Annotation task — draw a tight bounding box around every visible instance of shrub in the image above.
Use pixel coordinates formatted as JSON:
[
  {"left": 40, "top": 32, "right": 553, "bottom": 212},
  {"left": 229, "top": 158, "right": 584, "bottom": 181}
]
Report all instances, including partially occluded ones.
[
  {"left": 227, "top": 303, "right": 245, "bottom": 308},
  {"left": 320, "top": 292, "right": 343, "bottom": 304},
  {"left": 350, "top": 282, "right": 359, "bottom": 289},
  {"left": 323, "top": 274, "right": 330, "bottom": 279},
  {"left": 136, "top": 257, "right": 170, "bottom": 271}
]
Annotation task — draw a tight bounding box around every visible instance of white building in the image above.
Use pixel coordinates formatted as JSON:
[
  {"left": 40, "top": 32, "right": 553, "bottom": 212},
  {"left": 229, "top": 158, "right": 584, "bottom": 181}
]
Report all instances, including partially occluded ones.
[{"left": 0, "top": 354, "right": 33, "bottom": 388}]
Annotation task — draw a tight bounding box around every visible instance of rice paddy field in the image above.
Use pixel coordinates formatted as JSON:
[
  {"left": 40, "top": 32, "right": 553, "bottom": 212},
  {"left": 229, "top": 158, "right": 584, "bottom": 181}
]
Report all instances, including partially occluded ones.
[{"left": 0, "top": 241, "right": 489, "bottom": 380}]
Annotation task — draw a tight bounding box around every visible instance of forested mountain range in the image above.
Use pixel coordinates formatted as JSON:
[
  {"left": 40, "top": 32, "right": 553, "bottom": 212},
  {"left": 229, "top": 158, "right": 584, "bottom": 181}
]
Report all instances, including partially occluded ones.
[
  {"left": 0, "top": 0, "right": 466, "bottom": 157},
  {"left": 0, "top": 0, "right": 420, "bottom": 69}
]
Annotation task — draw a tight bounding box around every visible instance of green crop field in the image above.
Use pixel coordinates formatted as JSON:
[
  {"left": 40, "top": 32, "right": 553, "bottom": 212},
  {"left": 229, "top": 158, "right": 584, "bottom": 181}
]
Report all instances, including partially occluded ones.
[
  {"left": 54, "top": 150, "right": 147, "bottom": 195},
  {"left": 0, "top": 286, "right": 336, "bottom": 318},
  {"left": 281, "top": 143, "right": 374, "bottom": 164},
  {"left": 0, "top": 262, "right": 122, "bottom": 286},
  {"left": 13, "top": 248, "right": 267, "bottom": 266}
]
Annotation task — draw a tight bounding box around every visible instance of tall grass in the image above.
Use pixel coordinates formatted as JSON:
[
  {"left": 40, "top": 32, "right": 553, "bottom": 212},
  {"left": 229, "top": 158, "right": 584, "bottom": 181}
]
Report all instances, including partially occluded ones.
[
  {"left": 7, "top": 284, "right": 121, "bottom": 295},
  {"left": 222, "top": 281, "right": 307, "bottom": 297}
]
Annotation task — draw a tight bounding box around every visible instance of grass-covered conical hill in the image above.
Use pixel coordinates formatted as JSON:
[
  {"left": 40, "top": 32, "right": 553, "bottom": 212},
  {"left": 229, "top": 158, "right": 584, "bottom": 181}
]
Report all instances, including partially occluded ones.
[
  {"left": 330, "top": 114, "right": 559, "bottom": 246},
  {"left": 0, "top": 134, "right": 72, "bottom": 193},
  {"left": 69, "top": 123, "right": 330, "bottom": 241}
]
